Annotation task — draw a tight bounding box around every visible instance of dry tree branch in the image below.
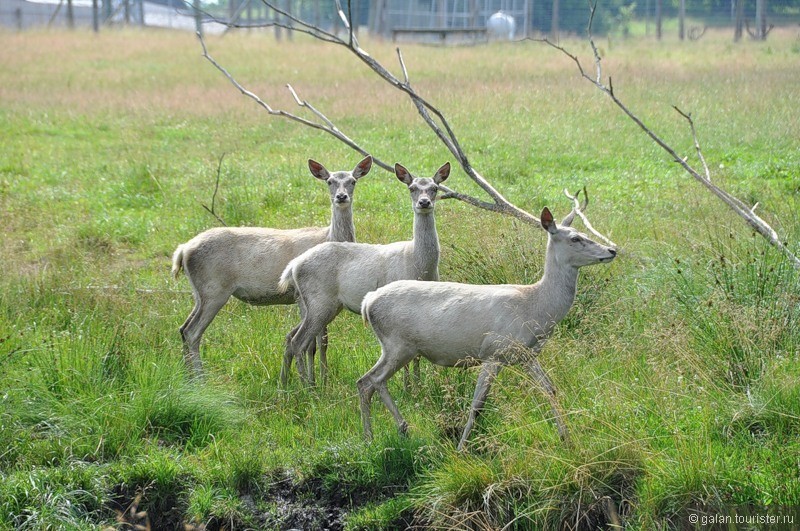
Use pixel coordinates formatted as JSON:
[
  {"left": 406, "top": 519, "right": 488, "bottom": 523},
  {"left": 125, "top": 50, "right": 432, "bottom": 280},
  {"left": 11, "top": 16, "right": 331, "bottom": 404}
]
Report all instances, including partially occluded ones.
[
  {"left": 530, "top": 2, "right": 800, "bottom": 269},
  {"left": 564, "top": 188, "right": 616, "bottom": 247},
  {"left": 198, "top": 33, "right": 387, "bottom": 169},
  {"left": 192, "top": 1, "right": 619, "bottom": 230},
  {"left": 201, "top": 152, "right": 228, "bottom": 226}
]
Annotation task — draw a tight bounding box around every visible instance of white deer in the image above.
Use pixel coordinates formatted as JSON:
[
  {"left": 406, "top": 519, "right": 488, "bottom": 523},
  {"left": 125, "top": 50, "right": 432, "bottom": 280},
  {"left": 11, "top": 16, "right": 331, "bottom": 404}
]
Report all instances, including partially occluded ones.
[
  {"left": 278, "top": 162, "right": 450, "bottom": 385},
  {"left": 358, "top": 206, "right": 616, "bottom": 450},
  {"left": 171, "top": 156, "right": 373, "bottom": 377}
]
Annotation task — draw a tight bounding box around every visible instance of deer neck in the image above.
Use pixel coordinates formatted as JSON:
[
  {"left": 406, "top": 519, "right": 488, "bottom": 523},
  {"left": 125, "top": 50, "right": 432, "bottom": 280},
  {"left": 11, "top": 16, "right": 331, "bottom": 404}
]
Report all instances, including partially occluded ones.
[
  {"left": 533, "top": 242, "right": 581, "bottom": 323},
  {"left": 411, "top": 211, "right": 440, "bottom": 280},
  {"left": 328, "top": 204, "right": 356, "bottom": 243}
]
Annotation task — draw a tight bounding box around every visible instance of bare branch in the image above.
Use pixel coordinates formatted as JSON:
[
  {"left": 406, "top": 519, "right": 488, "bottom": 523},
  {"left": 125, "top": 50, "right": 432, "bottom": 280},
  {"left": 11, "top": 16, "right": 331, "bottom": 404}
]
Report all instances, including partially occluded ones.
[
  {"left": 396, "top": 48, "right": 410, "bottom": 85},
  {"left": 197, "top": 31, "right": 392, "bottom": 173},
  {"left": 564, "top": 188, "right": 616, "bottom": 247},
  {"left": 196, "top": 8, "right": 568, "bottom": 229},
  {"left": 531, "top": 13, "right": 800, "bottom": 268},
  {"left": 201, "top": 153, "right": 228, "bottom": 226},
  {"left": 333, "top": 0, "right": 358, "bottom": 48},
  {"left": 193, "top": 1, "right": 341, "bottom": 43},
  {"left": 672, "top": 106, "right": 711, "bottom": 181}
]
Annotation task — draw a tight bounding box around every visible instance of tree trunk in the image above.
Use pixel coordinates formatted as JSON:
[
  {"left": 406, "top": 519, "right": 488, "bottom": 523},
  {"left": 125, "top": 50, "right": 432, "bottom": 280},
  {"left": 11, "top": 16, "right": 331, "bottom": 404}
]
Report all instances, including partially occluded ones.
[
  {"left": 367, "top": 0, "right": 376, "bottom": 33},
  {"left": 92, "top": 0, "right": 99, "bottom": 31},
  {"left": 66, "top": 0, "right": 74, "bottom": 28},
  {"left": 655, "top": 0, "right": 662, "bottom": 40},
  {"left": 678, "top": 0, "right": 685, "bottom": 40},
  {"left": 285, "top": 0, "right": 293, "bottom": 40},
  {"left": 274, "top": 1, "right": 283, "bottom": 40},
  {"left": 733, "top": 0, "right": 744, "bottom": 41},
  {"left": 352, "top": 0, "right": 361, "bottom": 35},
  {"left": 193, "top": 0, "right": 201, "bottom": 35},
  {"left": 755, "top": 0, "right": 767, "bottom": 40},
  {"left": 550, "top": 0, "right": 559, "bottom": 41}
]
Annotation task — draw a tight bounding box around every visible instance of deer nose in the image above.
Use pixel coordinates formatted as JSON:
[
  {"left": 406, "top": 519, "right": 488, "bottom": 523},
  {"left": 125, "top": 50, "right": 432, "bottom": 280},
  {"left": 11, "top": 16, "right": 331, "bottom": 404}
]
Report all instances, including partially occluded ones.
[
  {"left": 335, "top": 193, "right": 349, "bottom": 202},
  {"left": 608, "top": 248, "right": 617, "bottom": 256},
  {"left": 418, "top": 198, "right": 432, "bottom": 209}
]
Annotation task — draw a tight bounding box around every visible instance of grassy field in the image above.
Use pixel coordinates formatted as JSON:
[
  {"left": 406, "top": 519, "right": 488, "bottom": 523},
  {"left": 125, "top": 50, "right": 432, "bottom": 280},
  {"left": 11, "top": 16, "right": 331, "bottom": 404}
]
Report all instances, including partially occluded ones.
[{"left": 1, "top": 26, "right": 799, "bottom": 529}]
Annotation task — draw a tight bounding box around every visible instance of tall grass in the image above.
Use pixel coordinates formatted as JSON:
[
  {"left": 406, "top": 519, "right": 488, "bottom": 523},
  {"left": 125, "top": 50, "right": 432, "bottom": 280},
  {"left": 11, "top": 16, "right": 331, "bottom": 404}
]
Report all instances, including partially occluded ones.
[{"left": 1, "top": 27, "right": 799, "bottom": 529}]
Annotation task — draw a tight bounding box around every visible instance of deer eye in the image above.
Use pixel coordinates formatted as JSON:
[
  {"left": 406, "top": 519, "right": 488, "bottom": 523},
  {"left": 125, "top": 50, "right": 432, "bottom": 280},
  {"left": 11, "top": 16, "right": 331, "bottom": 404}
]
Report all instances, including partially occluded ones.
[{"left": 571, "top": 236, "right": 582, "bottom": 243}]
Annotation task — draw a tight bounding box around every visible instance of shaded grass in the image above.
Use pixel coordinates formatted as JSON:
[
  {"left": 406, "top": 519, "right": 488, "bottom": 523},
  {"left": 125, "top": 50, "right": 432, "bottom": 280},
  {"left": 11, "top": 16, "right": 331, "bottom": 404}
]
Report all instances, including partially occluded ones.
[{"left": 1, "top": 26, "right": 799, "bottom": 529}]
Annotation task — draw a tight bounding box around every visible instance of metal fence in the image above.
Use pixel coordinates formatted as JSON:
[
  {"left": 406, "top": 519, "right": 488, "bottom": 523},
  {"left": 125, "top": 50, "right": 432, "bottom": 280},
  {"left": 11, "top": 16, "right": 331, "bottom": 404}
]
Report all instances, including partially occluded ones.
[{"left": 0, "top": 0, "right": 213, "bottom": 30}]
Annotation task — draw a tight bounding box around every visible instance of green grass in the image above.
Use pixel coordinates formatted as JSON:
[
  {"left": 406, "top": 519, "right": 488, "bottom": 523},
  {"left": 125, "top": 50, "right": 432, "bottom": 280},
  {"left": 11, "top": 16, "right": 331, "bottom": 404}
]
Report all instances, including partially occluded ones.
[{"left": 1, "top": 26, "right": 799, "bottom": 529}]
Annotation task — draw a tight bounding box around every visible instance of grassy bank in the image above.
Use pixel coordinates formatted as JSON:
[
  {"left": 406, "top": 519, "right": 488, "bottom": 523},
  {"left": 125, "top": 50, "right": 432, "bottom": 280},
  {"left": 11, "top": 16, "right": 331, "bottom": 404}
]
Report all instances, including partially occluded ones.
[{"left": 1, "top": 27, "right": 799, "bottom": 529}]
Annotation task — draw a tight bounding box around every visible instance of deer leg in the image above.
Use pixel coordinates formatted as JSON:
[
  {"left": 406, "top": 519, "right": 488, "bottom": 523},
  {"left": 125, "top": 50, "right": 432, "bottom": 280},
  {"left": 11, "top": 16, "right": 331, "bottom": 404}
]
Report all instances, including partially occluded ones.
[
  {"left": 356, "top": 374, "right": 377, "bottom": 441},
  {"left": 525, "top": 358, "right": 570, "bottom": 445},
  {"left": 357, "top": 347, "right": 411, "bottom": 440},
  {"left": 179, "top": 292, "right": 229, "bottom": 378},
  {"left": 317, "top": 326, "right": 329, "bottom": 384},
  {"left": 285, "top": 304, "right": 340, "bottom": 386},
  {"left": 280, "top": 323, "right": 301, "bottom": 387},
  {"left": 304, "top": 338, "right": 317, "bottom": 386},
  {"left": 402, "top": 357, "right": 422, "bottom": 391},
  {"left": 458, "top": 361, "right": 502, "bottom": 452},
  {"left": 303, "top": 327, "right": 327, "bottom": 386},
  {"left": 378, "top": 381, "right": 409, "bottom": 435}
]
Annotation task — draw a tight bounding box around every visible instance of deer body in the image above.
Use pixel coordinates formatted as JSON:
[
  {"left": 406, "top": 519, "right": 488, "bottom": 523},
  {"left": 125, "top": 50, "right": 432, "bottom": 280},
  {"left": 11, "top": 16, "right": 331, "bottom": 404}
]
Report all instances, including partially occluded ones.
[
  {"left": 358, "top": 207, "right": 616, "bottom": 450},
  {"left": 171, "top": 156, "right": 372, "bottom": 376},
  {"left": 279, "top": 162, "right": 450, "bottom": 385}
]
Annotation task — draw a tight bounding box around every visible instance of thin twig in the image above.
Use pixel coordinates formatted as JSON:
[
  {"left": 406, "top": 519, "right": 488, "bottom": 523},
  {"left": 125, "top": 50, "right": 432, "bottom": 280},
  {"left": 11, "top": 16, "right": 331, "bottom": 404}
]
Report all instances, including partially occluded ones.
[
  {"left": 197, "top": 31, "right": 391, "bottom": 172},
  {"left": 201, "top": 152, "right": 228, "bottom": 226},
  {"left": 672, "top": 106, "right": 711, "bottom": 181},
  {"left": 564, "top": 188, "right": 616, "bottom": 247},
  {"left": 396, "top": 47, "right": 410, "bottom": 85}
]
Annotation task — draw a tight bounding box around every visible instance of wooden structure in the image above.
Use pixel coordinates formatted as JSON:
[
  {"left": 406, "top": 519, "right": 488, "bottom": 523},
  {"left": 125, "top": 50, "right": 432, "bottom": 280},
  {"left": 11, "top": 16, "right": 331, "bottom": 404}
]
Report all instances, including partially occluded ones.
[{"left": 370, "top": 0, "right": 532, "bottom": 41}]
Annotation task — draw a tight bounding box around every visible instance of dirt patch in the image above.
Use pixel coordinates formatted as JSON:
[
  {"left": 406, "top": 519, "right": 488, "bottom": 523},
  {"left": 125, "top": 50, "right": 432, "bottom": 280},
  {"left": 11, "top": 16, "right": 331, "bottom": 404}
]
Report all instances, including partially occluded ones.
[{"left": 105, "top": 471, "right": 419, "bottom": 530}]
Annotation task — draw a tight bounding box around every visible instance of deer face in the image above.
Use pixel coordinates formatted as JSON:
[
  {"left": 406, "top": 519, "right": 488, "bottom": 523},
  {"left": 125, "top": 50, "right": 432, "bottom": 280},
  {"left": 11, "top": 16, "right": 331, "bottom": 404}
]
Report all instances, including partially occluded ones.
[
  {"left": 309, "top": 156, "right": 372, "bottom": 209},
  {"left": 395, "top": 162, "right": 451, "bottom": 214},
  {"left": 327, "top": 172, "right": 359, "bottom": 208},
  {"left": 541, "top": 207, "right": 617, "bottom": 268}
]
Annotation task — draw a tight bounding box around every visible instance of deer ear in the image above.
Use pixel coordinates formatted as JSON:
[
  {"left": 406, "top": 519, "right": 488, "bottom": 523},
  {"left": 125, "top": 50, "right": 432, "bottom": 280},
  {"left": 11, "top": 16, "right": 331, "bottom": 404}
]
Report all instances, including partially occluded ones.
[
  {"left": 541, "top": 207, "right": 557, "bottom": 234},
  {"left": 395, "top": 163, "right": 413, "bottom": 185},
  {"left": 433, "top": 162, "right": 450, "bottom": 184},
  {"left": 309, "top": 159, "right": 330, "bottom": 180},
  {"left": 353, "top": 156, "right": 373, "bottom": 179}
]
